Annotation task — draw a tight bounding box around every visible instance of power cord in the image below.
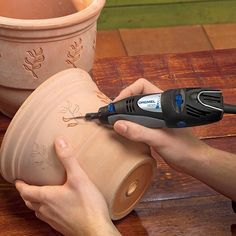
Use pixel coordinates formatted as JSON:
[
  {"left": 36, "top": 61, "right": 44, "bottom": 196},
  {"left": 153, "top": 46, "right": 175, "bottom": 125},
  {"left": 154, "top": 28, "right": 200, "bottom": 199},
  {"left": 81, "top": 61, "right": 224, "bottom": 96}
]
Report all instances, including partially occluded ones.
[{"left": 223, "top": 104, "right": 236, "bottom": 114}]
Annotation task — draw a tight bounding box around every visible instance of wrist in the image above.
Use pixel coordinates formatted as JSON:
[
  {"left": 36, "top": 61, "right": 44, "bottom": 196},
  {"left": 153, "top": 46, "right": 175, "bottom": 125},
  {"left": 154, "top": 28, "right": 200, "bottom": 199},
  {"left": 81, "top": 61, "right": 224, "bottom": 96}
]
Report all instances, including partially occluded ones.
[
  {"left": 180, "top": 139, "right": 213, "bottom": 175},
  {"left": 94, "top": 220, "right": 121, "bottom": 236},
  {"left": 74, "top": 218, "right": 121, "bottom": 236},
  {"left": 154, "top": 129, "right": 210, "bottom": 173}
]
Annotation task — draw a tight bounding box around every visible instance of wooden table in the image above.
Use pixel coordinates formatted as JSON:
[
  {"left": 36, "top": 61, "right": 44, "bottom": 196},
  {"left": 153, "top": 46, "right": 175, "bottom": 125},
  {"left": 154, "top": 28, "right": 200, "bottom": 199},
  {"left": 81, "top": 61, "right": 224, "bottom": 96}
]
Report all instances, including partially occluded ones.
[{"left": 0, "top": 49, "right": 236, "bottom": 235}]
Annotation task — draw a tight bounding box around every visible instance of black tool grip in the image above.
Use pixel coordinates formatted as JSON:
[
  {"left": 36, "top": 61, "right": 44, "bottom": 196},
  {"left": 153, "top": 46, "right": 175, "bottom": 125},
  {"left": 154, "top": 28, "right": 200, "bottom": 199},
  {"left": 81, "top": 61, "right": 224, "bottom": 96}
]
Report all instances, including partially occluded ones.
[{"left": 161, "top": 88, "right": 224, "bottom": 128}]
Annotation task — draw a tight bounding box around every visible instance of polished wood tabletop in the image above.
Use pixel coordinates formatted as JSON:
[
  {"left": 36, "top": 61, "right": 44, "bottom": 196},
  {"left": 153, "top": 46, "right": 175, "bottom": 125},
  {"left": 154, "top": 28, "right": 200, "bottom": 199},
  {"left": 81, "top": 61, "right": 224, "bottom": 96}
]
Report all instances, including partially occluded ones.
[{"left": 0, "top": 49, "right": 236, "bottom": 235}]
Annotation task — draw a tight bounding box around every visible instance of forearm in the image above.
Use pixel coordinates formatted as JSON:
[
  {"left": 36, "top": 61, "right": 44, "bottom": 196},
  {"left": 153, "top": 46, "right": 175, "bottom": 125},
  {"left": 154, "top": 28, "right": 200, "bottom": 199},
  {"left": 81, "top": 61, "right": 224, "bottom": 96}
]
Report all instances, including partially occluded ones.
[{"left": 183, "top": 143, "right": 236, "bottom": 201}]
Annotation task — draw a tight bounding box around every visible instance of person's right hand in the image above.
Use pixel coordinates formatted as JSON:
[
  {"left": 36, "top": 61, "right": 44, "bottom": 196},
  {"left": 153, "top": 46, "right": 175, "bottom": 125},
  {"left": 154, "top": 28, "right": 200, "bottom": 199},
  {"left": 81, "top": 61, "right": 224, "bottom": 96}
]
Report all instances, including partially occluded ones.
[{"left": 113, "top": 79, "right": 210, "bottom": 173}]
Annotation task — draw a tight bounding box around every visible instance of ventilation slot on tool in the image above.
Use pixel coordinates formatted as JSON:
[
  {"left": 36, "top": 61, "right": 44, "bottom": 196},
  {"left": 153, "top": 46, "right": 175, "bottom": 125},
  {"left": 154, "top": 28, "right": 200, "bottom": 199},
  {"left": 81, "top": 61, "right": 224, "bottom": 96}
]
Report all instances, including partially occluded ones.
[
  {"left": 200, "top": 94, "right": 221, "bottom": 104},
  {"left": 186, "top": 105, "right": 209, "bottom": 117},
  {"left": 126, "top": 98, "right": 135, "bottom": 113}
]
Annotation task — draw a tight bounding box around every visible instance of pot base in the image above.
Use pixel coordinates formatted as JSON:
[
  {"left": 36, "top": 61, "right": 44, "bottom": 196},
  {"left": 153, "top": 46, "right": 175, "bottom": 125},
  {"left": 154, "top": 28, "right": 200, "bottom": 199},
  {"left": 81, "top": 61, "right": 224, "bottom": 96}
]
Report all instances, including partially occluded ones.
[{"left": 111, "top": 162, "right": 154, "bottom": 220}]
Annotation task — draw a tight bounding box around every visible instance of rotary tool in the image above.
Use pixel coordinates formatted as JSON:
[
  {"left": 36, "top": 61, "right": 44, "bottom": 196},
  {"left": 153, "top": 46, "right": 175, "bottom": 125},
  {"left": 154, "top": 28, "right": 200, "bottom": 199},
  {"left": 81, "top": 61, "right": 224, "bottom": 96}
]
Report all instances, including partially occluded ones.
[{"left": 73, "top": 87, "right": 236, "bottom": 128}]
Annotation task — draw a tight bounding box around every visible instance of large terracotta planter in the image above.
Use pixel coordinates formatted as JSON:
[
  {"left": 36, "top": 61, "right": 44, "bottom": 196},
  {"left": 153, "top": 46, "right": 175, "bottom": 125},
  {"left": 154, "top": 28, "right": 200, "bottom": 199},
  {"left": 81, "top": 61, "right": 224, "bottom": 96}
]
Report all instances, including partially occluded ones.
[
  {"left": 0, "top": 0, "right": 105, "bottom": 117},
  {"left": 0, "top": 68, "right": 155, "bottom": 220}
]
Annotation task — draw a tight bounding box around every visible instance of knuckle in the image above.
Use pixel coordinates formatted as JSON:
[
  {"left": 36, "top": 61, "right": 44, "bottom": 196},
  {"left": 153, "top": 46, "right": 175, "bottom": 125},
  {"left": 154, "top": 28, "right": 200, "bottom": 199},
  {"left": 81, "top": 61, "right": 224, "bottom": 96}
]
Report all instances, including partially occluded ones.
[
  {"left": 35, "top": 211, "right": 43, "bottom": 220},
  {"left": 137, "top": 78, "right": 147, "bottom": 84},
  {"left": 68, "top": 172, "right": 79, "bottom": 182},
  {"left": 58, "top": 148, "right": 72, "bottom": 159},
  {"left": 137, "top": 78, "right": 147, "bottom": 83},
  {"left": 35, "top": 212, "right": 39, "bottom": 218},
  {"left": 68, "top": 176, "right": 80, "bottom": 188},
  {"left": 37, "top": 206, "right": 44, "bottom": 215},
  {"left": 25, "top": 201, "right": 31, "bottom": 208},
  {"left": 68, "top": 167, "right": 86, "bottom": 183}
]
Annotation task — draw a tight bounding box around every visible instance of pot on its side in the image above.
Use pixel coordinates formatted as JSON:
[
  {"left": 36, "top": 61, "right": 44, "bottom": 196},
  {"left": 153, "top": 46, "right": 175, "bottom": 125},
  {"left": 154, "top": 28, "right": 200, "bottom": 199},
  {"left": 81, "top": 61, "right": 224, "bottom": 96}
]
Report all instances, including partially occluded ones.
[{"left": 0, "top": 68, "right": 156, "bottom": 220}]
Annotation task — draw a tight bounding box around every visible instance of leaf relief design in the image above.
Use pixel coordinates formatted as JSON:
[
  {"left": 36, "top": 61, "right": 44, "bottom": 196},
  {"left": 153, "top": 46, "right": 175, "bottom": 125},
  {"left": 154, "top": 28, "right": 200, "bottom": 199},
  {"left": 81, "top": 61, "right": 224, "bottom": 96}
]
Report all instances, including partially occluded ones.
[
  {"left": 95, "top": 91, "right": 111, "bottom": 104},
  {"left": 93, "top": 31, "right": 97, "bottom": 50},
  {"left": 60, "top": 101, "right": 83, "bottom": 128},
  {"left": 31, "top": 143, "right": 53, "bottom": 169},
  {"left": 66, "top": 39, "right": 83, "bottom": 68},
  {"left": 23, "top": 47, "right": 45, "bottom": 79}
]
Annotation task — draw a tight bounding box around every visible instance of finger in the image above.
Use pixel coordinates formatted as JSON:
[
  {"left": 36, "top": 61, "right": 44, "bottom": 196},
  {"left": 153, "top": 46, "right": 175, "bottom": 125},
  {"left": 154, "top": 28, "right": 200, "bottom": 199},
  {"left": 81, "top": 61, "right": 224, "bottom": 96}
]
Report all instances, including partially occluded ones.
[
  {"left": 114, "top": 78, "right": 162, "bottom": 102},
  {"left": 15, "top": 180, "right": 45, "bottom": 203},
  {"left": 25, "top": 200, "right": 41, "bottom": 211},
  {"left": 54, "top": 137, "right": 86, "bottom": 180},
  {"left": 114, "top": 120, "right": 167, "bottom": 147},
  {"left": 35, "top": 211, "right": 48, "bottom": 223}
]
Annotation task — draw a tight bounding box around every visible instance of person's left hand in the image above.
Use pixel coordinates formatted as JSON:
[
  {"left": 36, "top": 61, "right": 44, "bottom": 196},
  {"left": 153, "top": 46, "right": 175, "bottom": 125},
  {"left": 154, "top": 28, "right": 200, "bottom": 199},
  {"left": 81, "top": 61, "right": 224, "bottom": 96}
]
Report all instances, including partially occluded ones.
[{"left": 15, "top": 137, "right": 120, "bottom": 236}]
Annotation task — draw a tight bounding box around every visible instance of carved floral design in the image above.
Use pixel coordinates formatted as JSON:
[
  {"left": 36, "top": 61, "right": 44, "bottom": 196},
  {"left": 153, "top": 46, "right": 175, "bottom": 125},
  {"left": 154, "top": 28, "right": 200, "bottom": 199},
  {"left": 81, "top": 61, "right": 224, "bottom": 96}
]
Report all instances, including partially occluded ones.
[
  {"left": 66, "top": 39, "right": 83, "bottom": 68},
  {"left": 93, "top": 31, "right": 97, "bottom": 50},
  {"left": 95, "top": 91, "right": 110, "bottom": 104},
  {"left": 60, "top": 101, "right": 82, "bottom": 127},
  {"left": 93, "top": 38, "right": 96, "bottom": 50},
  {"left": 60, "top": 92, "right": 109, "bottom": 128},
  {"left": 23, "top": 47, "right": 45, "bottom": 79},
  {"left": 31, "top": 143, "right": 53, "bottom": 169}
]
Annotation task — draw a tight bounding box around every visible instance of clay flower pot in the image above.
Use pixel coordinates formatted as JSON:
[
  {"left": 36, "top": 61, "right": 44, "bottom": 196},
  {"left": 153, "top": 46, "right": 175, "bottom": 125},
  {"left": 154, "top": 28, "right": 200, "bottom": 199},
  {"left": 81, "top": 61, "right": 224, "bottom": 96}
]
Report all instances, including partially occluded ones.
[
  {"left": 0, "top": 68, "right": 155, "bottom": 220},
  {"left": 0, "top": 0, "right": 105, "bottom": 117}
]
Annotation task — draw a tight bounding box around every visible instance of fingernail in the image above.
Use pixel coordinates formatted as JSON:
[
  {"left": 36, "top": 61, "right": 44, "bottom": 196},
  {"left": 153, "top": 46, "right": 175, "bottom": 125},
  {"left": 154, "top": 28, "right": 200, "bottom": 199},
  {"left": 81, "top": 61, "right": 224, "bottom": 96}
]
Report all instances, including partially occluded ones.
[{"left": 56, "top": 137, "right": 67, "bottom": 149}]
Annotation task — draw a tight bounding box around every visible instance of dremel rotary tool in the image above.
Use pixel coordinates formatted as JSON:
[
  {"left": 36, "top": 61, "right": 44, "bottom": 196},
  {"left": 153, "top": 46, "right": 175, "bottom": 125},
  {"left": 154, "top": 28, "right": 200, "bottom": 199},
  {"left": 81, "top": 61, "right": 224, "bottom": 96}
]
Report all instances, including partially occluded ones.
[{"left": 73, "top": 88, "right": 236, "bottom": 128}]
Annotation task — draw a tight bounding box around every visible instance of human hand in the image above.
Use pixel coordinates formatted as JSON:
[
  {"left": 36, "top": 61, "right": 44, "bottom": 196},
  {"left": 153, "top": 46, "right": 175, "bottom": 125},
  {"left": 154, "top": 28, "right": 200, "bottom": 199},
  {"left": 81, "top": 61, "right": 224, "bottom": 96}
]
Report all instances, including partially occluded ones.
[
  {"left": 15, "top": 137, "right": 120, "bottom": 236},
  {"left": 113, "top": 79, "right": 209, "bottom": 172}
]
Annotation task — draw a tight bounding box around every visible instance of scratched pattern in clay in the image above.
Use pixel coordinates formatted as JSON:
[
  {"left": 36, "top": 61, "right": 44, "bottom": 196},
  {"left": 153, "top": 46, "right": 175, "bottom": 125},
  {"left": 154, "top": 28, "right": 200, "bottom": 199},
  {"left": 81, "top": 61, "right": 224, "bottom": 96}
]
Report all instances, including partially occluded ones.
[
  {"left": 95, "top": 90, "right": 110, "bottom": 104},
  {"left": 23, "top": 47, "right": 45, "bottom": 79},
  {"left": 93, "top": 30, "right": 97, "bottom": 50},
  {"left": 60, "top": 101, "right": 83, "bottom": 127},
  {"left": 31, "top": 143, "right": 53, "bottom": 170},
  {"left": 60, "top": 92, "right": 110, "bottom": 128},
  {"left": 66, "top": 39, "right": 83, "bottom": 68}
]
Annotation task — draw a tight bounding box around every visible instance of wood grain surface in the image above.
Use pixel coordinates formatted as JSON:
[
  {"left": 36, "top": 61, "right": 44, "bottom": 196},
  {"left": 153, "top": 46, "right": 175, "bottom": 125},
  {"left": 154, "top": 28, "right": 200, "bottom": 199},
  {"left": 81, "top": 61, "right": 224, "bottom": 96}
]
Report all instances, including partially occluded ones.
[{"left": 0, "top": 49, "right": 236, "bottom": 235}]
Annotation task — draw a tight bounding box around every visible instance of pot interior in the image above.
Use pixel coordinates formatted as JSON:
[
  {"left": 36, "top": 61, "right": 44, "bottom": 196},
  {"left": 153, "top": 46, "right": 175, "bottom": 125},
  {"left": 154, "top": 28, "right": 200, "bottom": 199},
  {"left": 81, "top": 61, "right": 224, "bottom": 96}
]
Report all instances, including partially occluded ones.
[{"left": 0, "top": 0, "right": 91, "bottom": 19}]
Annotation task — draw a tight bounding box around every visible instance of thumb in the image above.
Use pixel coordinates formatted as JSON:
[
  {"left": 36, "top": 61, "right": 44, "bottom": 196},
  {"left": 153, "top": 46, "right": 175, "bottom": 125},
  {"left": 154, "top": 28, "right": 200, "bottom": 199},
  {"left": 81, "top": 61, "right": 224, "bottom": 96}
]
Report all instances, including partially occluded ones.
[
  {"left": 114, "top": 120, "right": 166, "bottom": 147},
  {"left": 54, "top": 136, "right": 82, "bottom": 178}
]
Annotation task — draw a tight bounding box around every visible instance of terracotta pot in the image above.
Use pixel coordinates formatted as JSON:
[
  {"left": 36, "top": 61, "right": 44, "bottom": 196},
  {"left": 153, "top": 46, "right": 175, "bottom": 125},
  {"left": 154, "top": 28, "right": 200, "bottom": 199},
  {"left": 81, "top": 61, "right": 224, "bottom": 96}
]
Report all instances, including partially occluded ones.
[
  {"left": 0, "top": 0, "right": 105, "bottom": 117},
  {"left": 0, "top": 68, "right": 155, "bottom": 220}
]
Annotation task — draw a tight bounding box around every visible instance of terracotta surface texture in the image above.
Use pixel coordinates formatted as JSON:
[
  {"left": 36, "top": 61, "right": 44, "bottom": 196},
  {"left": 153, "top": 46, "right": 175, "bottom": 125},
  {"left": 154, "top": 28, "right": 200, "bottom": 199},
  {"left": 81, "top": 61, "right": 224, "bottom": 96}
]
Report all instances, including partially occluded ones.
[
  {"left": 0, "top": 0, "right": 77, "bottom": 19},
  {"left": 0, "top": 68, "right": 155, "bottom": 220},
  {"left": 72, "top": 0, "right": 92, "bottom": 11},
  {"left": 119, "top": 25, "right": 213, "bottom": 56},
  {"left": 0, "top": 0, "right": 105, "bottom": 117}
]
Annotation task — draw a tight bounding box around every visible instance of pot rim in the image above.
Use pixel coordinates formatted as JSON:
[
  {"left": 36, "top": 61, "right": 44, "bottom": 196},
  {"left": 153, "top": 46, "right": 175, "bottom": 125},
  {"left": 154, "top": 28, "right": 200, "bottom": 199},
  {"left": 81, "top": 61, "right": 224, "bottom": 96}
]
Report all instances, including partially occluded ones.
[{"left": 0, "top": 0, "right": 106, "bottom": 30}]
